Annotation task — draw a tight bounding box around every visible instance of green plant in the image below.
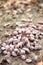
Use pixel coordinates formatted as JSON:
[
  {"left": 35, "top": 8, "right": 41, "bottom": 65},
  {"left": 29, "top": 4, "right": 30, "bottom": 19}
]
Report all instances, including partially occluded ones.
[{"left": 4, "top": 15, "right": 12, "bottom": 22}]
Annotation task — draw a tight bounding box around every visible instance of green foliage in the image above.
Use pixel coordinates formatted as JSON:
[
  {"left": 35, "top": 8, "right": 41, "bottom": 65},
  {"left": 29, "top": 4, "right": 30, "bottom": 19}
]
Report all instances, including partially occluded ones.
[
  {"left": 4, "top": 15, "right": 12, "bottom": 22},
  {"left": 16, "top": 22, "right": 22, "bottom": 26}
]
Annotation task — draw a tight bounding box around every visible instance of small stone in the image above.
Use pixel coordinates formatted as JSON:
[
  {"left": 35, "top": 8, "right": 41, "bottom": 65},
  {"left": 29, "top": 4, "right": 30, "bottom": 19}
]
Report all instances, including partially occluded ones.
[
  {"left": 34, "top": 45, "right": 42, "bottom": 50},
  {"left": 5, "top": 45, "right": 10, "bottom": 50},
  {"left": 20, "top": 49, "right": 25, "bottom": 55},
  {"left": 11, "top": 51, "right": 17, "bottom": 57},
  {"left": 2, "top": 43, "right": 6, "bottom": 47},
  {"left": 14, "top": 48, "right": 19, "bottom": 53},
  {"left": 9, "top": 47, "right": 13, "bottom": 52},
  {"left": 40, "top": 33, "right": 43, "bottom": 36},
  {"left": 3, "top": 50, "right": 7, "bottom": 55},
  {"left": 30, "top": 34, "right": 34, "bottom": 37},
  {"left": 13, "top": 38, "right": 20, "bottom": 43},
  {"left": 21, "top": 28, "right": 26, "bottom": 32},
  {"left": 18, "top": 30, "right": 22, "bottom": 33},
  {"left": 3, "top": 23, "right": 11, "bottom": 27},
  {"left": 26, "top": 30, "right": 30, "bottom": 34},
  {"left": 35, "top": 34, "right": 39, "bottom": 39},
  {"left": 13, "top": 36, "right": 16, "bottom": 39},
  {"left": 34, "top": 39, "right": 38, "bottom": 43},
  {"left": 30, "top": 46, "right": 34, "bottom": 50},
  {"left": 12, "top": 31, "right": 18, "bottom": 36},
  {"left": 21, "top": 55, "right": 26, "bottom": 60},
  {"left": 30, "top": 42, "right": 35, "bottom": 46},
  {"left": 10, "top": 44, "right": 14, "bottom": 48},
  {"left": 26, "top": 42, "right": 30, "bottom": 48},
  {"left": 16, "top": 43, "right": 23, "bottom": 48},
  {"left": 23, "top": 48, "right": 30, "bottom": 53},
  {"left": 29, "top": 36, "right": 34, "bottom": 42},
  {"left": 4, "top": 32, "right": 9, "bottom": 37},
  {"left": 32, "top": 31, "right": 36, "bottom": 35},
  {"left": 1, "top": 47, "right": 5, "bottom": 51},
  {"left": 26, "top": 59, "right": 32, "bottom": 63},
  {"left": 8, "top": 38, "right": 13, "bottom": 44},
  {"left": 16, "top": 45, "right": 19, "bottom": 48},
  {"left": 22, "top": 37, "right": 28, "bottom": 43},
  {"left": 18, "top": 36, "right": 22, "bottom": 40},
  {"left": 39, "top": 35, "right": 43, "bottom": 39},
  {"left": 22, "top": 19, "right": 29, "bottom": 23}
]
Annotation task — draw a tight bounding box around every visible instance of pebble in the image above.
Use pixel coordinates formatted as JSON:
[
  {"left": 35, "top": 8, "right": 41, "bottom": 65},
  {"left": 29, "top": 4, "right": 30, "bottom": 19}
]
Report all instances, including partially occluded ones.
[
  {"left": 26, "top": 59, "right": 32, "bottom": 63},
  {"left": 5, "top": 45, "right": 10, "bottom": 50},
  {"left": 20, "top": 49, "right": 25, "bottom": 55},
  {"left": 11, "top": 51, "right": 17, "bottom": 57},
  {"left": 30, "top": 46, "right": 34, "bottom": 50},
  {"left": 9, "top": 47, "right": 13, "bottom": 52},
  {"left": 8, "top": 38, "right": 14, "bottom": 44},
  {"left": 22, "top": 37, "right": 28, "bottom": 43},
  {"left": 30, "top": 42, "right": 35, "bottom": 46},
  {"left": 1, "top": 47, "right": 5, "bottom": 51},
  {"left": 3, "top": 23, "right": 11, "bottom": 27},
  {"left": 4, "top": 32, "right": 9, "bottom": 37},
  {"left": 3, "top": 50, "right": 7, "bottom": 55},
  {"left": 39, "top": 35, "right": 43, "bottom": 39},
  {"left": 35, "top": 34, "right": 39, "bottom": 39},
  {"left": 40, "top": 33, "right": 43, "bottom": 36},
  {"left": 23, "top": 48, "right": 30, "bottom": 53},
  {"left": 12, "top": 31, "right": 18, "bottom": 36},
  {"left": 18, "top": 42, "right": 23, "bottom": 47},
  {"left": 29, "top": 37, "right": 34, "bottom": 42},
  {"left": 18, "top": 35, "right": 21, "bottom": 40},
  {"left": 13, "top": 38, "right": 20, "bottom": 43},
  {"left": 14, "top": 48, "right": 19, "bottom": 53},
  {"left": 26, "top": 42, "right": 30, "bottom": 48},
  {"left": 34, "top": 45, "right": 42, "bottom": 50},
  {"left": 18, "top": 30, "right": 22, "bottom": 33},
  {"left": 15, "top": 44, "right": 20, "bottom": 48},
  {"left": 26, "top": 30, "right": 30, "bottom": 34},
  {"left": 21, "top": 28, "right": 26, "bottom": 32},
  {"left": 2, "top": 43, "right": 6, "bottom": 47},
  {"left": 21, "top": 55, "right": 26, "bottom": 60},
  {"left": 10, "top": 44, "right": 14, "bottom": 48}
]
